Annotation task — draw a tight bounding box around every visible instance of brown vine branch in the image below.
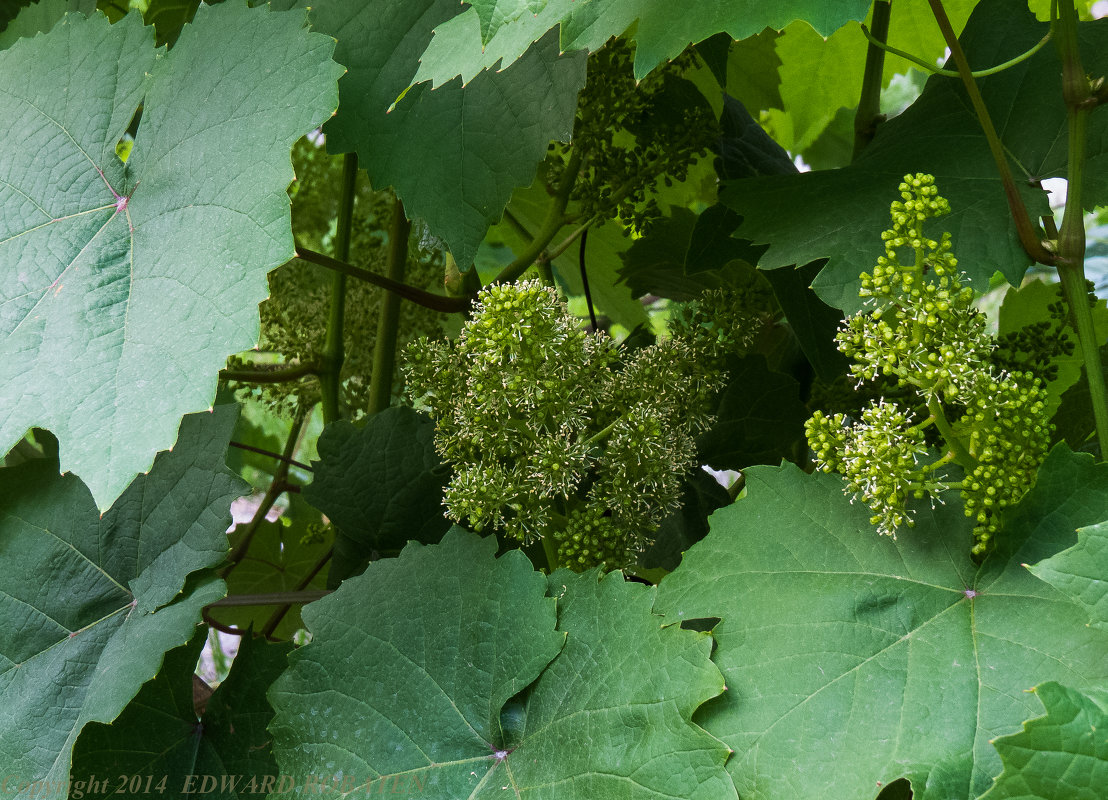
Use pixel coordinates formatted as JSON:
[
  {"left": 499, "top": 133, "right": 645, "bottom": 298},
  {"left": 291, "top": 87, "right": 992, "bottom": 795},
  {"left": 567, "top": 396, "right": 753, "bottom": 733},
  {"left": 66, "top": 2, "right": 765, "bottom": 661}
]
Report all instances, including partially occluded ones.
[
  {"left": 219, "top": 406, "right": 309, "bottom": 579},
  {"left": 228, "top": 441, "right": 313, "bottom": 471},
  {"left": 926, "top": 0, "right": 1057, "bottom": 266},
  {"left": 296, "top": 244, "right": 474, "bottom": 312},
  {"left": 260, "top": 547, "right": 334, "bottom": 639},
  {"left": 221, "top": 361, "right": 318, "bottom": 383},
  {"left": 202, "top": 606, "right": 247, "bottom": 637}
]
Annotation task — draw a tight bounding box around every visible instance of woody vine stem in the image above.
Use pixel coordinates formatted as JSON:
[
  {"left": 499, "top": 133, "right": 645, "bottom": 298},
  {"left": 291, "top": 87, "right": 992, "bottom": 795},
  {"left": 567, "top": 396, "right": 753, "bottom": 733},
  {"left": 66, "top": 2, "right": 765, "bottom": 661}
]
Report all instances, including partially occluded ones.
[{"left": 927, "top": 0, "right": 1108, "bottom": 455}]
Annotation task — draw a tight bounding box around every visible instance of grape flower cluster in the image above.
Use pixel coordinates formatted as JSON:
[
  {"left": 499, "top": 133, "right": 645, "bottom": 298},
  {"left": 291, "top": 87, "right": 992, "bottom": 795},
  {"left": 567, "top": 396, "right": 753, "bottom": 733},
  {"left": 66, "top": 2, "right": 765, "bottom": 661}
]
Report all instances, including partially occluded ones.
[
  {"left": 805, "top": 174, "right": 1051, "bottom": 556},
  {"left": 403, "top": 280, "right": 729, "bottom": 569},
  {"left": 553, "top": 38, "right": 719, "bottom": 235}
]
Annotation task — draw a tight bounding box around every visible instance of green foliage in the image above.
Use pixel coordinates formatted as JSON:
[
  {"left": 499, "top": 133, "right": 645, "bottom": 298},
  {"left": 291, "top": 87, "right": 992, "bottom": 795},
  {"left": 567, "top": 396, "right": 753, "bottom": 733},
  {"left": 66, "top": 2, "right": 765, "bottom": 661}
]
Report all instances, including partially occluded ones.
[
  {"left": 655, "top": 446, "right": 1108, "bottom": 800},
  {"left": 70, "top": 629, "right": 290, "bottom": 781},
  {"left": 979, "top": 682, "right": 1108, "bottom": 800},
  {"left": 420, "top": 0, "right": 872, "bottom": 81},
  {"left": 1029, "top": 518, "right": 1108, "bottom": 630},
  {"left": 0, "top": 0, "right": 92, "bottom": 47},
  {"left": 4, "top": 0, "right": 1108, "bottom": 795},
  {"left": 269, "top": 529, "right": 735, "bottom": 798},
  {"left": 312, "top": 0, "right": 586, "bottom": 268},
  {"left": 0, "top": 406, "right": 241, "bottom": 785},
  {"left": 302, "top": 407, "right": 451, "bottom": 586},
  {"left": 0, "top": 1, "right": 341, "bottom": 509}
]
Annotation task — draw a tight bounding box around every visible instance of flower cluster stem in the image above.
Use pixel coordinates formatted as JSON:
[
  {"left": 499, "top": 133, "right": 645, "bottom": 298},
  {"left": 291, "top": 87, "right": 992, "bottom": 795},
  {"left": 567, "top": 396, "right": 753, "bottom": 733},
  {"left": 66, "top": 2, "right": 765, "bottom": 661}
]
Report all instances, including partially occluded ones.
[
  {"left": 494, "top": 148, "right": 582, "bottom": 284},
  {"left": 926, "top": 396, "right": 975, "bottom": 467}
]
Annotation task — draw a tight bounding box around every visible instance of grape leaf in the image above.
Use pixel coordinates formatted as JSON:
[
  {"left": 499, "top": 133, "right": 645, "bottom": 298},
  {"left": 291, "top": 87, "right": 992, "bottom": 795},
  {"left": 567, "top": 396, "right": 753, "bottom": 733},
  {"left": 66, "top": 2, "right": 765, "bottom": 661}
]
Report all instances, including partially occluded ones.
[
  {"left": 979, "top": 682, "right": 1108, "bottom": 800},
  {"left": 268, "top": 529, "right": 564, "bottom": 793},
  {"left": 70, "top": 629, "right": 290, "bottom": 786},
  {"left": 617, "top": 207, "right": 747, "bottom": 300},
  {"left": 0, "top": 405, "right": 244, "bottom": 793},
  {"left": 698, "top": 354, "right": 808, "bottom": 472},
  {"left": 724, "top": 29, "right": 784, "bottom": 114},
  {"left": 268, "top": 528, "right": 737, "bottom": 798},
  {"left": 0, "top": 0, "right": 28, "bottom": 30},
  {"left": 0, "top": 2, "right": 342, "bottom": 510},
  {"left": 467, "top": 0, "right": 545, "bottom": 44},
  {"left": 767, "top": 19, "right": 865, "bottom": 154},
  {"left": 654, "top": 445, "right": 1108, "bottom": 800},
  {"left": 724, "top": 0, "right": 1108, "bottom": 313},
  {"left": 418, "top": 0, "right": 872, "bottom": 82},
  {"left": 312, "top": 0, "right": 586, "bottom": 269},
  {"left": 302, "top": 408, "right": 451, "bottom": 587},
  {"left": 639, "top": 468, "right": 732, "bottom": 572},
  {"left": 715, "top": 95, "right": 798, "bottom": 181},
  {"left": 0, "top": 0, "right": 92, "bottom": 48},
  {"left": 761, "top": 258, "right": 849, "bottom": 380},
  {"left": 1028, "top": 519, "right": 1108, "bottom": 632}
]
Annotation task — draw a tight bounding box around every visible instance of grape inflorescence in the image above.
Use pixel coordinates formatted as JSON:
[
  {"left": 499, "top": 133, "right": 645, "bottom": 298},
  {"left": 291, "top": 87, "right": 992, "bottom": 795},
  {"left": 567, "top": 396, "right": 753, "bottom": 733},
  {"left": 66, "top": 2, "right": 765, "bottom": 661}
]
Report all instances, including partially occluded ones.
[
  {"left": 404, "top": 279, "right": 730, "bottom": 569},
  {"left": 806, "top": 174, "right": 1052, "bottom": 555}
]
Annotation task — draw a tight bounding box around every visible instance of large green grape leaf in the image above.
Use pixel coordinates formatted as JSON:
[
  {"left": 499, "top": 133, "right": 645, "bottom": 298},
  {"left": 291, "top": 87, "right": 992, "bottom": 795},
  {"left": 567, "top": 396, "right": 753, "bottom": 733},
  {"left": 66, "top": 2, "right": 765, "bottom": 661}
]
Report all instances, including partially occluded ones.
[
  {"left": 0, "top": 405, "right": 244, "bottom": 794},
  {"left": 418, "top": 0, "right": 871, "bottom": 83},
  {"left": 724, "top": 0, "right": 1108, "bottom": 313},
  {"left": 654, "top": 445, "right": 1108, "bottom": 800},
  {"left": 268, "top": 529, "right": 564, "bottom": 794},
  {"left": 268, "top": 528, "right": 736, "bottom": 798},
  {"left": 978, "top": 682, "right": 1108, "bottom": 800},
  {"left": 0, "top": 3, "right": 341, "bottom": 511},
  {"left": 312, "top": 0, "right": 585, "bottom": 269},
  {"left": 70, "top": 629, "right": 290, "bottom": 788},
  {"left": 302, "top": 408, "right": 451, "bottom": 587}
]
